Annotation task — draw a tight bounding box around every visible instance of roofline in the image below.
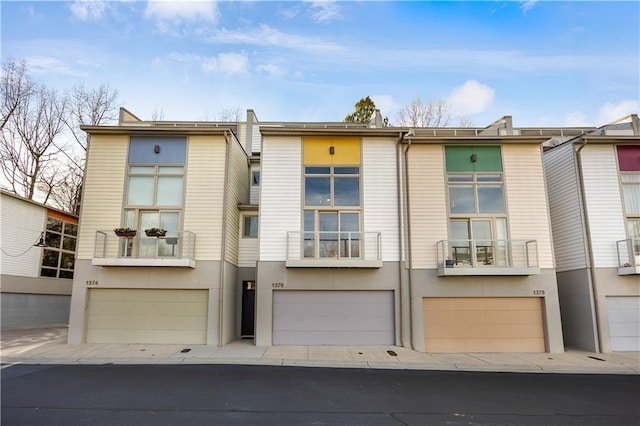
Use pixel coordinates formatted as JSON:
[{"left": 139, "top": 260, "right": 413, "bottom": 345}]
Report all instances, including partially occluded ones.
[
  {"left": 259, "top": 126, "right": 407, "bottom": 137},
  {"left": 1, "top": 190, "right": 78, "bottom": 218},
  {"left": 581, "top": 135, "right": 640, "bottom": 143},
  {"left": 80, "top": 125, "right": 237, "bottom": 136},
  {"left": 403, "top": 136, "right": 557, "bottom": 144}
]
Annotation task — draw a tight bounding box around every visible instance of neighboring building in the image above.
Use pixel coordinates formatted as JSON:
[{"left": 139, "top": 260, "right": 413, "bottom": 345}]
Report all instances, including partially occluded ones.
[
  {"left": 544, "top": 114, "right": 640, "bottom": 352},
  {"left": 401, "top": 117, "right": 593, "bottom": 353},
  {"left": 1, "top": 190, "right": 78, "bottom": 326},
  {"left": 67, "top": 108, "right": 250, "bottom": 345}
]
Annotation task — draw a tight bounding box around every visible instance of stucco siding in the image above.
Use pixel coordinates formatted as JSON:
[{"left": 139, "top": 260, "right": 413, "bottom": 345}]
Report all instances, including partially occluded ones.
[
  {"left": 77, "top": 135, "right": 128, "bottom": 260},
  {"left": 259, "top": 136, "right": 302, "bottom": 261},
  {"left": 362, "top": 138, "right": 400, "bottom": 261},
  {"left": 543, "top": 143, "right": 588, "bottom": 272},
  {"left": 580, "top": 145, "right": 627, "bottom": 267},
  {"left": 1, "top": 193, "right": 46, "bottom": 277},
  {"left": 503, "top": 144, "right": 554, "bottom": 268},
  {"left": 407, "top": 145, "right": 448, "bottom": 269},
  {"left": 183, "top": 136, "right": 226, "bottom": 261}
]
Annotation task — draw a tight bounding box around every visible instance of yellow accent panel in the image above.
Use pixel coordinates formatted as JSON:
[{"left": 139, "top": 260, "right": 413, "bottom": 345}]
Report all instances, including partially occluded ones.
[{"left": 304, "top": 137, "right": 361, "bottom": 165}]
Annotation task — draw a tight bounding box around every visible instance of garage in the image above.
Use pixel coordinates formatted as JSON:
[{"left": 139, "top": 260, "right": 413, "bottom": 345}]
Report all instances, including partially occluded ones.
[
  {"left": 606, "top": 296, "right": 640, "bottom": 351},
  {"left": 423, "top": 297, "right": 545, "bottom": 353},
  {"left": 85, "top": 289, "right": 208, "bottom": 344},
  {"left": 273, "top": 290, "right": 394, "bottom": 345}
]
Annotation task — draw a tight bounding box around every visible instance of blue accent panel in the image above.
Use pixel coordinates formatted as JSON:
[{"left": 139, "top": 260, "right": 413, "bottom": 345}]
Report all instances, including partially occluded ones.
[{"left": 129, "top": 137, "right": 186, "bottom": 164}]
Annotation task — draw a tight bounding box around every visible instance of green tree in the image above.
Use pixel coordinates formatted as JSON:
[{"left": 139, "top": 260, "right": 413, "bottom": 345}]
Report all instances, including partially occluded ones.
[{"left": 344, "top": 96, "right": 376, "bottom": 123}]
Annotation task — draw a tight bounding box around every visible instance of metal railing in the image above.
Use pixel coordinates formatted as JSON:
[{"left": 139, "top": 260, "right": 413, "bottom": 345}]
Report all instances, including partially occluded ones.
[
  {"left": 94, "top": 230, "right": 196, "bottom": 260},
  {"left": 616, "top": 238, "right": 640, "bottom": 268},
  {"left": 436, "top": 239, "right": 539, "bottom": 269},
  {"left": 286, "top": 231, "right": 382, "bottom": 262}
]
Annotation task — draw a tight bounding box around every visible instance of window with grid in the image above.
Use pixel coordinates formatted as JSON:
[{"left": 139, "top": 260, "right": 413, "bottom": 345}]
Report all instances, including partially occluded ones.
[{"left": 40, "top": 217, "right": 77, "bottom": 279}]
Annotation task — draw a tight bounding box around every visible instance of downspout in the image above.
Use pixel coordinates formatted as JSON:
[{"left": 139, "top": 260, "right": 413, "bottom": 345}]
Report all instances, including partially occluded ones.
[
  {"left": 403, "top": 137, "right": 415, "bottom": 350},
  {"left": 218, "top": 130, "right": 232, "bottom": 346},
  {"left": 395, "top": 131, "right": 409, "bottom": 348},
  {"left": 575, "top": 139, "right": 602, "bottom": 353}
]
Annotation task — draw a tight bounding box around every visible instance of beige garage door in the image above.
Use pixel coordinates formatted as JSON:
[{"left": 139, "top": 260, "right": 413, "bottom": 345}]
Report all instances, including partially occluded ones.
[
  {"left": 86, "top": 289, "right": 208, "bottom": 344},
  {"left": 423, "top": 297, "right": 545, "bottom": 353}
]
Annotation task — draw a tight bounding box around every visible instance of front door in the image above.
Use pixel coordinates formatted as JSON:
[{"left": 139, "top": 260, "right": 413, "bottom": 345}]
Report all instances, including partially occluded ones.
[{"left": 241, "top": 281, "right": 256, "bottom": 338}]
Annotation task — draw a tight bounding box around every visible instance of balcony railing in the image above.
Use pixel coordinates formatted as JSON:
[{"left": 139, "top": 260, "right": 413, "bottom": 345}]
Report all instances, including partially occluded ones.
[
  {"left": 286, "top": 231, "right": 382, "bottom": 268},
  {"left": 92, "top": 230, "right": 196, "bottom": 268},
  {"left": 436, "top": 239, "right": 540, "bottom": 276},
  {"left": 616, "top": 238, "right": 640, "bottom": 275}
]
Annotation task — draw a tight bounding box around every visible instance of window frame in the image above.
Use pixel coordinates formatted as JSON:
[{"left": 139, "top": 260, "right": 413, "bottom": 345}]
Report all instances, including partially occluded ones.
[
  {"left": 243, "top": 215, "right": 259, "bottom": 238},
  {"left": 40, "top": 217, "right": 77, "bottom": 279}
]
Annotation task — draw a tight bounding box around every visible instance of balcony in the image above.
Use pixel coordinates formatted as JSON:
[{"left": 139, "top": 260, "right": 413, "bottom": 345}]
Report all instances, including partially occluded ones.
[
  {"left": 92, "top": 230, "right": 196, "bottom": 268},
  {"left": 436, "top": 239, "right": 540, "bottom": 276},
  {"left": 617, "top": 238, "right": 640, "bottom": 275},
  {"left": 286, "top": 231, "right": 382, "bottom": 268}
]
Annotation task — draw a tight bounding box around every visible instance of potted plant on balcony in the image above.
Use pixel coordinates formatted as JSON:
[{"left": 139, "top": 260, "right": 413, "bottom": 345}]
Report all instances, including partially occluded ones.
[
  {"left": 114, "top": 227, "right": 137, "bottom": 238},
  {"left": 145, "top": 227, "right": 167, "bottom": 237}
]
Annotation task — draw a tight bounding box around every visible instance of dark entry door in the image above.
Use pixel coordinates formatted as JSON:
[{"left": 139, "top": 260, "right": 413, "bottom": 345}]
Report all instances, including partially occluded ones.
[{"left": 241, "top": 281, "right": 256, "bottom": 338}]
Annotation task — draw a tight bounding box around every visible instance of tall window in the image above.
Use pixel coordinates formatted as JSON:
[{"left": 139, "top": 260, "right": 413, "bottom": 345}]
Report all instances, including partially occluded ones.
[
  {"left": 243, "top": 215, "right": 259, "bottom": 238},
  {"left": 123, "top": 137, "right": 186, "bottom": 257},
  {"left": 445, "top": 146, "right": 507, "bottom": 267},
  {"left": 303, "top": 166, "right": 361, "bottom": 258},
  {"left": 41, "top": 217, "right": 77, "bottom": 279},
  {"left": 618, "top": 146, "right": 640, "bottom": 258}
]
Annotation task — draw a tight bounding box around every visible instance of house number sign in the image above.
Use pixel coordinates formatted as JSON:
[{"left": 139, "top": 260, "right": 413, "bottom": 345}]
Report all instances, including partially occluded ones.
[
  {"left": 86, "top": 280, "right": 99, "bottom": 286},
  {"left": 533, "top": 289, "right": 545, "bottom": 296},
  {"left": 272, "top": 282, "right": 284, "bottom": 289}
]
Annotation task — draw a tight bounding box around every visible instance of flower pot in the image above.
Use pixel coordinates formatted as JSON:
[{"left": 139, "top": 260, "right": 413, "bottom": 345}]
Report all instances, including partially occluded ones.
[
  {"left": 115, "top": 230, "right": 137, "bottom": 238},
  {"left": 145, "top": 229, "right": 167, "bottom": 237}
]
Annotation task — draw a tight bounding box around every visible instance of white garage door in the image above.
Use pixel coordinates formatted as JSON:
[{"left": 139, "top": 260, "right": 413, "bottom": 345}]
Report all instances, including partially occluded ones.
[
  {"left": 423, "top": 297, "right": 546, "bottom": 353},
  {"left": 86, "top": 289, "right": 208, "bottom": 344},
  {"left": 273, "top": 291, "right": 394, "bottom": 345},
  {"left": 607, "top": 296, "right": 640, "bottom": 351}
]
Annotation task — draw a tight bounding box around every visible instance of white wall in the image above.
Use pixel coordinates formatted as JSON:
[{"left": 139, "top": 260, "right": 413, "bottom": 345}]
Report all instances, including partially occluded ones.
[
  {"left": 259, "top": 136, "right": 302, "bottom": 261},
  {"left": 362, "top": 138, "right": 400, "bottom": 261},
  {"left": 580, "top": 145, "right": 627, "bottom": 267},
  {"left": 543, "top": 142, "right": 589, "bottom": 272},
  {"left": 1, "top": 193, "right": 46, "bottom": 277}
]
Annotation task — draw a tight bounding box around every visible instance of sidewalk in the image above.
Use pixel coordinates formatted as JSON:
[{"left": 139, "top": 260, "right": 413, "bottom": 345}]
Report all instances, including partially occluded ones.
[{"left": 2, "top": 324, "right": 639, "bottom": 374}]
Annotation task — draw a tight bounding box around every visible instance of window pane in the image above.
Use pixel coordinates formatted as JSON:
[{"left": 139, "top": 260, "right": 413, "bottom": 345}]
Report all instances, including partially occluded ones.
[
  {"left": 305, "top": 177, "right": 330, "bottom": 206},
  {"left": 59, "top": 270, "right": 74, "bottom": 279},
  {"left": 477, "top": 174, "right": 502, "bottom": 182},
  {"left": 156, "top": 176, "right": 183, "bottom": 205},
  {"left": 340, "top": 213, "right": 359, "bottom": 232},
  {"left": 128, "top": 176, "right": 154, "bottom": 205},
  {"left": 42, "top": 250, "right": 59, "bottom": 267},
  {"left": 340, "top": 213, "right": 360, "bottom": 258},
  {"left": 45, "top": 232, "right": 61, "bottom": 249},
  {"left": 124, "top": 209, "right": 136, "bottom": 228},
  {"left": 450, "top": 220, "right": 470, "bottom": 266},
  {"left": 304, "top": 211, "right": 315, "bottom": 232},
  {"left": 252, "top": 171, "right": 260, "bottom": 185},
  {"left": 47, "top": 217, "right": 62, "bottom": 233},
  {"left": 160, "top": 212, "right": 179, "bottom": 231},
  {"left": 40, "top": 268, "right": 57, "bottom": 277},
  {"left": 305, "top": 167, "right": 330, "bottom": 174},
  {"left": 60, "top": 252, "right": 75, "bottom": 270},
  {"left": 64, "top": 223, "right": 78, "bottom": 236},
  {"left": 334, "top": 167, "right": 359, "bottom": 174},
  {"left": 243, "top": 216, "right": 258, "bottom": 237},
  {"left": 448, "top": 175, "right": 473, "bottom": 182},
  {"left": 334, "top": 178, "right": 360, "bottom": 206},
  {"left": 158, "top": 166, "right": 183, "bottom": 174},
  {"left": 629, "top": 220, "right": 640, "bottom": 239},
  {"left": 622, "top": 183, "right": 640, "bottom": 215},
  {"left": 130, "top": 166, "right": 154, "bottom": 174},
  {"left": 63, "top": 236, "right": 77, "bottom": 252},
  {"left": 478, "top": 185, "right": 504, "bottom": 213},
  {"left": 449, "top": 186, "right": 475, "bottom": 213}
]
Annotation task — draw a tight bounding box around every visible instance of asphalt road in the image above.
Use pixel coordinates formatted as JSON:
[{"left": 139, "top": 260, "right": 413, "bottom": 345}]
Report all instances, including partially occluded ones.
[{"left": 2, "top": 364, "right": 639, "bottom": 425}]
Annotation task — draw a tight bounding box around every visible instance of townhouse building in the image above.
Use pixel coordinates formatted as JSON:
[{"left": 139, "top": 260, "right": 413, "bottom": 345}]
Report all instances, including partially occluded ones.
[
  {"left": 67, "top": 108, "right": 250, "bottom": 345},
  {"left": 1, "top": 191, "right": 78, "bottom": 326},
  {"left": 544, "top": 115, "right": 640, "bottom": 352}
]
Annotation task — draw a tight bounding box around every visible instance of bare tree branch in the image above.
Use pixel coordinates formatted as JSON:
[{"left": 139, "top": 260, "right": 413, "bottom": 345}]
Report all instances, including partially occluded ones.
[{"left": 1, "top": 59, "right": 36, "bottom": 131}]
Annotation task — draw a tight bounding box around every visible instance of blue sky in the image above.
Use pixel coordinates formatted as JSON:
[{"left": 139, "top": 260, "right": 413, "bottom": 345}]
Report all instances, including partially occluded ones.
[{"left": 2, "top": 0, "right": 639, "bottom": 127}]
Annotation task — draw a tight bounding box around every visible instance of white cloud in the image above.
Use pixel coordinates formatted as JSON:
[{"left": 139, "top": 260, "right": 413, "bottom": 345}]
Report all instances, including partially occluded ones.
[
  {"left": 371, "top": 95, "right": 400, "bottom": 117},
  {"left": 26, "top": 56, "right": 88, "bottom": 77},
  {"left": 257, "top": 63, "right": 287, "bottom": 77},
  {"left": 207, "top": 25, "right": 345, "bottom": 54},
  {"left": 447, "top": 80, "right": 495, "bottom": 115},
  {"left": 308, "top": 1, "right": 342, "bottom": 22},
  {"left": 145, "top": 0, "right": 218, "bottom": 33},
  {"left": 597, "top": 100, "right": 639, "bottom": 125},
  {"left": 69, "top": 0, "right": 107, "bottom": 21},
  {"left": 563, "top": 112, "right": 591, "bottom": 127},
  {"left": 520, "top": 1, "right": 538, "bottom": 14},
  {"left": 202, "top": 52, "right": 248, "bottom": 74}
]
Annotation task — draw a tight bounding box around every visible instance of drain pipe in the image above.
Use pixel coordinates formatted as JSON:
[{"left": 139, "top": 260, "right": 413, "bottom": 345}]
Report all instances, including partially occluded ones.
[
  {"left": 402, "top": 137, "right": 415, "bottom": 350},
  {"left": 218, "top": 130, "right": 232, "bottom": 347},
  {"left": 575, "top": 139, "right": 602, "bottom": 353},
  {"left": 395, "top": 131, "right": 410, "bottom": 348}
]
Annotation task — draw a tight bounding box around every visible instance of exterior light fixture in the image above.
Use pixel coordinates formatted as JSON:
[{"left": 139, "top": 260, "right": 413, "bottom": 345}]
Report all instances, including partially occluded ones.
[
  {"left": 470, "top": 153, "right": 477, "bottom": 162},
  {"left": 34, "top": 232, "right": 46, "bottom": 247},
  {"left": 154, "top": 144, "right": 161, "bottom": 153},
  {"left": 329, "top": 146, "right": 335, "bottom": 155}
]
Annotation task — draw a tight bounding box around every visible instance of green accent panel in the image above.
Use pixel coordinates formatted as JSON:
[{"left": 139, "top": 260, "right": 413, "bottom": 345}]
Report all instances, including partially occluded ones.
[
  {"left": 472, "top": 146, "right": 503, "bottom": 172},
  {"left": 445, "top": 146, "right": 502, "bottom": 172}
]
